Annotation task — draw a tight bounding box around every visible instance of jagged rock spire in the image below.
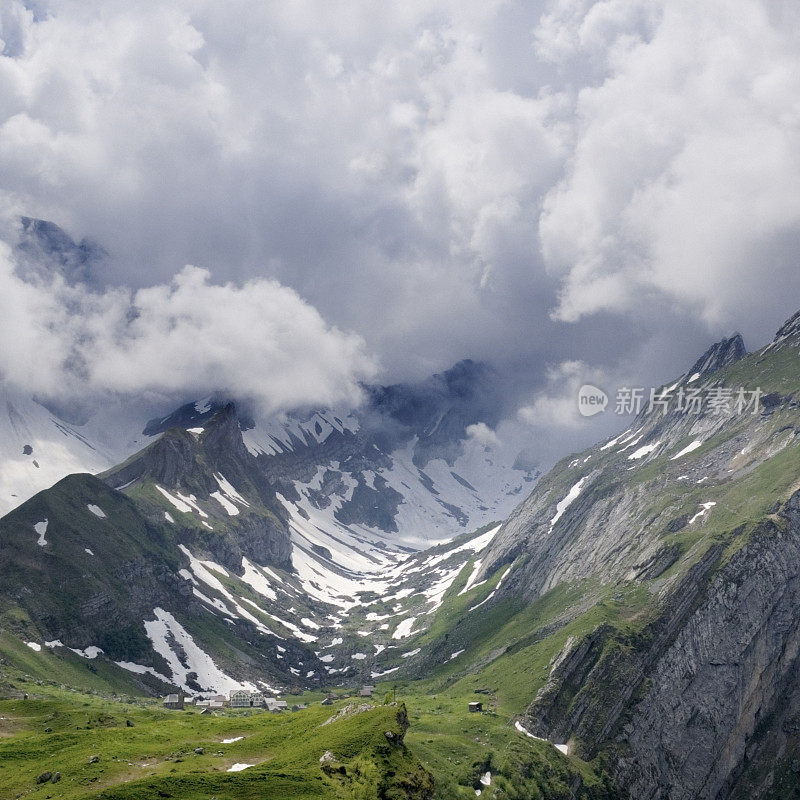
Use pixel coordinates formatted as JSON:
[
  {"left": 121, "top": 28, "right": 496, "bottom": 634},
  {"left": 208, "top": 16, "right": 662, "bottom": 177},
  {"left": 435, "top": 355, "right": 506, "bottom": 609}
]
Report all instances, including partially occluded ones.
[{"left": 686, "top": 332, "right": 746, "bottom": 379}]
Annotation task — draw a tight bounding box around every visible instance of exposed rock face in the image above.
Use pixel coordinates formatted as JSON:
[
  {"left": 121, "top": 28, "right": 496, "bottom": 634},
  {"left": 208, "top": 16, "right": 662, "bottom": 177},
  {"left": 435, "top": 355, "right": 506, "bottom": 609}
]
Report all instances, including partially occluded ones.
[
  {"left": 201, "top": 512, "right": 291, "bottom": 571},
  {"left": 523, "top": 545, "right": 724, "bottom": 758},
  {"left": 616, "top": 508, "right": 800, "bottom": 800},
  {"left": 478, "top": 332, "right": 758, "bottom": 594},
  {"left": 770, "top": 309, "right": 800, "bottom": 346},
  {"left": 137, "top": 359, "right": 525, "bottom": 539},
  {"left": 334, "top": 476, "right": 404, "bottom": 532},
  {"left": 103, "top": 407, "right": 293, "bottom": 571},
  {"left": 469, "top": 313, "right": 800, "bottom": 799},
  {"left": 686, "top": 333, "right": 747, "bottom": 378},
  {"left": 108, "top": 430, "right": 198, "bottom": 489}
]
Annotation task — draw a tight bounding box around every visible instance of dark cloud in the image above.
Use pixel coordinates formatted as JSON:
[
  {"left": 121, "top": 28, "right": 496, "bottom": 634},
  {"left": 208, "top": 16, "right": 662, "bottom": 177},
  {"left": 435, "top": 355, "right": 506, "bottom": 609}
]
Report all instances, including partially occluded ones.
[{"left": 1, "top": 0, "right": 799, "bottom": 466}]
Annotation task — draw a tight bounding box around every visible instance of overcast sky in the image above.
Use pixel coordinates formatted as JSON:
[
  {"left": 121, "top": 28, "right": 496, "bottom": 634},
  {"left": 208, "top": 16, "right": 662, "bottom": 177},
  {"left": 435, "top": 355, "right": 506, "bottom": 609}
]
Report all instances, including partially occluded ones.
[{"left": 1, "top": 0, "right": 800, "bottom": 460}]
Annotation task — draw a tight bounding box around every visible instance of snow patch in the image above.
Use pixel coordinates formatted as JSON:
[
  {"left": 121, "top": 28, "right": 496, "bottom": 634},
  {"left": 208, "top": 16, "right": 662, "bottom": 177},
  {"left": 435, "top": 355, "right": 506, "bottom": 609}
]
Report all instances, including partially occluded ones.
[
  {"left": 550, "top": 479, "right": 586, "bottom": 532},
  {"left": 514, "top": 720, "right": 569, "bottom": 754},
  {"left": 240, "top": 558, "right": 277, "bottom": 602},
  {"left": 468, "top": 565, "right": 512, "bottom": 611},
  {"left": 144, "top": 607, "right": 253, "bottom": 693},
  {"left": 671, "top": 440, "right": 703, "bottom": 460},
  {"left": 689, "top": 502, "right": 716, "bottom": 524},
  {"left": 458, "top": 559, "right": 484, "bottom": 595},
  {"left": 628, "top": 441, "right": 661, "bottom": 461},
  {"left": 371, "top": 666, "right": 400, "bottom": 678},
  {"left": 70, "top": 646, "right": 103, "bottom": 659},
  {"left": 87, "top": 504, "right": 106, "bottom": 518},
  {"left": 601, "top": 429, "right": 631, "bottom": 450},
  {"left": 214, "top": 473, "right": 250, "bottom": 507},
  {"left": 618, "top": 435, "right": 643, "bottom": 453},
  {"left": 34, "top": 519, "right": 48, "bottom": 546},
  {"left": 211, "top": 491, "right": 239, "bottom": 516},
  {"left": 115, "top": 660, "right": 172, "bottom": 684},
  {"left": 392, "top": 617, "right": 418, "bottom": 640},
  {"left": 156, "top": 485, "right": 192, "bottom": 514}
]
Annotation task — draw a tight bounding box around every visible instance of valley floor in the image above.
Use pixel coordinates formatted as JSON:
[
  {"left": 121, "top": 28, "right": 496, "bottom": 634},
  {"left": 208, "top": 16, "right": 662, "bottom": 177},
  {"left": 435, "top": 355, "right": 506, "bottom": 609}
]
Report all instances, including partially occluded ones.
[{"left": 0, "top": 664, "right": 616, "bottom": 800}]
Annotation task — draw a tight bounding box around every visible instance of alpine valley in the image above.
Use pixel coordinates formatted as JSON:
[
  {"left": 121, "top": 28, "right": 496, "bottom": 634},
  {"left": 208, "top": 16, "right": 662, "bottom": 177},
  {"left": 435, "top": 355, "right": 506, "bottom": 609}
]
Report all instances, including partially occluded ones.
[{"left": 4, "top": 236, "right": 800, "bottom": 798}]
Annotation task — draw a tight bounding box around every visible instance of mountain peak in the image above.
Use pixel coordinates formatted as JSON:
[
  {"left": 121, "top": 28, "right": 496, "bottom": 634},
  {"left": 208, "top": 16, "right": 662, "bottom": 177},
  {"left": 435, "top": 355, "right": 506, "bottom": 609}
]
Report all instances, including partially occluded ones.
[
  {"left": 16, "top": 216, "right": 106, "bottom": 285},
  {"left": 686, "top": 332, "right": 746, "bottom": 379},
  {"left": 771, "top": 308, "right": 800, "bottom": 344}
]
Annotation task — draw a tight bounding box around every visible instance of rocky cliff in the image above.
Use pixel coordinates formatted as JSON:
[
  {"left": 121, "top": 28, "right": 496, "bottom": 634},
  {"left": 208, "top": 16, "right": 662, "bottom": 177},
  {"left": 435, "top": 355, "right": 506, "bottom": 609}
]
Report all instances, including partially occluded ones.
[{"left": 461, "top": 311, "right": 800, "bottom": 799}]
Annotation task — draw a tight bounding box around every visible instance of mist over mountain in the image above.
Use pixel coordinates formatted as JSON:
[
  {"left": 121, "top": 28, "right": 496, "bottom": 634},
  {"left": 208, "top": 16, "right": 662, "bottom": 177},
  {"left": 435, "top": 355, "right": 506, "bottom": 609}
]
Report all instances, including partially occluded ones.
[
  {"left": 3, "top": 301, "right": 800, "bottom": 798},
  {"left": 2, "top": 2, "right": 800, "bottom": 797}
]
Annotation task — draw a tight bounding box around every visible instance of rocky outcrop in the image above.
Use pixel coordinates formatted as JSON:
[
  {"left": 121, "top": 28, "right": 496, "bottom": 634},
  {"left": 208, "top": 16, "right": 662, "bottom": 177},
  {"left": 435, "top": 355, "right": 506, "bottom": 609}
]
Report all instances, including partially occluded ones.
[
  {"left": 523, "top": 545, "right": 724, "bottom": 758},
  {"left": 769, "top": 309, "right": 800, "bottom": 347},
  {"left": 514, "top": 492, "right": 800, "bottom": 800},
  {"left": 106, "top": 429, "right": 198, "bottom": 489},
  {"left": 686, "top": 333, "right": 746, "bottom": 379},
  {"left": 103, "top": 408, "right": 293, "bottom": 572},
  {"left": 615, "top": 506, "right": 800, "bottom": 799},
  {"left": 198, "top": 512, "right": 292, "bottom": 571},
  {"left": 334, "top": 475, "right": 404, "bottom": 532},
  {"left": 469, "top": 316, "right": 800, "bottom": 799}
]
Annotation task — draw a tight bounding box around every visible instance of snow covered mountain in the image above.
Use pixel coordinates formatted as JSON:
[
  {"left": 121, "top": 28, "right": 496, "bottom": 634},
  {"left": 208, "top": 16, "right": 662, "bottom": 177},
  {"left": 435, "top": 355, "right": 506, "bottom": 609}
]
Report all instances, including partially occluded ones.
[
  {"left": 0, "top": 218, "right": 538, "bottom": 699},
  {"left": 0, "top": 403, "right": 510, "bottom": 697},
  {"left": 0, "top": 386, "right": 148, "bottom": 517},
  {"left": 1, "top": 218, "right": 535, "bottom": 530},
  {"left": 0, "top": 345, "right": 534, "bottom": 697}
]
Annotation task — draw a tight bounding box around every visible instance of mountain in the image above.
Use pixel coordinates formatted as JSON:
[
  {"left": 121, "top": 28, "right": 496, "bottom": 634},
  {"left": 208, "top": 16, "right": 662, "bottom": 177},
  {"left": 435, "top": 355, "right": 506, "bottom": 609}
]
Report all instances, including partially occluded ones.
[
  {"left": 15, "top": 216, "right": 106, "bottom": 286},
  {"left": 0, "top": 384, "right": 148, "bottom": 517},
  {"left": 385, "top": 313, "right": 800, "bottom": 799},
  {"left": 7, "top": 227, "right": 800, "bottom": 798},
  {"left": 0, "top": 220, "right": 533, "bottom": 532},
  {"left": 0, "top": 354, "right": 532, "bottom": 700},
  {"left": 0, "top": 405, "right": 505, "bottom": 695},
  {"left": 0, "top": 219, "right": 151, "bottom": 516},
  {"left": 684, "top": 331, "right": 747, "bottom": 379},
  {"left": 138, "top": 359, "right": 530, "bottom": 548}
]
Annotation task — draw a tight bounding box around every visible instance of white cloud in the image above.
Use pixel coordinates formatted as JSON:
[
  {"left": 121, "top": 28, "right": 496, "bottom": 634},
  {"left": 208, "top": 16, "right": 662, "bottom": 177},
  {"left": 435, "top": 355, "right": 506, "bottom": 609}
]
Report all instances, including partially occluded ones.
[
  {"left": 0, "top": 242, "right": 375, "bottom": 412},
  {"left": 0, "top": 0, "right": 569, "bottom": 386},
  {"left": 0, "top": 0, "right": 799, "bottom": 434},
  {"left": 538, "top": 0, "right": 800, "bottom": 328},
  {"left": 465, "top": 421, "right": 500, "bottom": 447},
  {"left": 518, "top": 360, "right": 597, "bottom": 429}
]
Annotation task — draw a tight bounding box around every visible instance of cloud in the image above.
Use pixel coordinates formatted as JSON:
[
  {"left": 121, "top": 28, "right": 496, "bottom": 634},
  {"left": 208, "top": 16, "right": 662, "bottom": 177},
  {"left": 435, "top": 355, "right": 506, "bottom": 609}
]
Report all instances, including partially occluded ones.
[
  {"left": 518, "top": 360, "right": 600, "bottom": 429},
  {"left": 465, "top": 421, "right": 500, "bottom": 448},
  {"left": 0, "top": 0, "right": 568, "bottom": 386},
  {"left": 0, "top": 0, "right": 798, "bottom": 461},
  {"left": 538, "top": 0, "right": 800, "bottom": 332},
  {"left": 0, "top": 242, "right": 375, "bottom": 412}
]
